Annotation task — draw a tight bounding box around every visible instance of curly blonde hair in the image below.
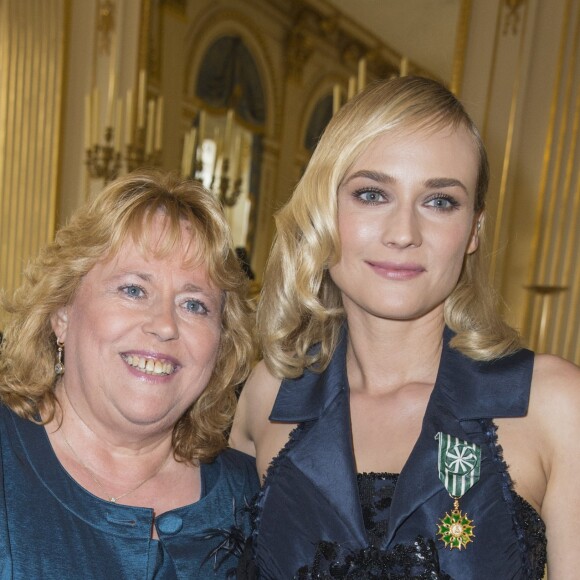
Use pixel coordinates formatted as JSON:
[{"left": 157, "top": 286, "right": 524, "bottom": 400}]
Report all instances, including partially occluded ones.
[
  {"left": 0, "top": 171, "right": 254, "bottom": 463},
  {"left": 258, "top": 76, "right": 520, "bottom": 379}
]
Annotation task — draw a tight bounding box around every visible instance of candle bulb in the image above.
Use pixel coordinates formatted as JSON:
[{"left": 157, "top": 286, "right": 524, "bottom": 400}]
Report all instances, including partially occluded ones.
[
  {"left": 182, "top": 130, "right": 192, "bottom": 176},
  {"left": 237, "top": 135, "right": 245, "bottom": 180},
  {"left": 114, "top": 98, "right": 122, "bottom": 150},
  {"left": 213, "top": 127, "right": 222, "bottom": 177},
  {"left": 106, "top": 82, "right": 115, "bottom": 128},
  {"left": 137, "top": 69, "right": 146, "bottom": 128},
  {"left": 125, "top": 89, "right": 133, "bottom": 146},
  {"left": 357, "top": 58, "right": 366, "bottom": 93},
  {"left": 145, "top": 99, "right": 155, "bottom": 155},
  {"left": 198, "top": 110, "right": 206, "bottom": 143},
  {"left": 400, "top": 56, "right": 409, "bottom": 77},
  {"left": 240, "top": 197, "right": 251, "bottom": 246},
  {"left": 224, "top": 109, "right": 234, "bottom": 149},
  {"left": 190, "top": 127, "right": 197, "bottom": 175},
  {"left": 154, "top": 96, "right": 163, "bottom": 150},
  {"left": 107, "top": 19, "right": 117, "bottom": 128},
  {"left": 332, "top": 84, "right": 341, "bottom": 115},
  {"left": 233, "top": 133, "right": 241, "bottom": 178},
  {"left": 347, "top": 76, "right": 356, "bottom": 100},
  {"left": 92, "top": 87, "right": 100, "bottom": 145},
  {"left": 84, "top": 93, "right": 92, "bottom": 149},
  {"left": 182, "top": 130, "right": 190, "bottom": 176}
]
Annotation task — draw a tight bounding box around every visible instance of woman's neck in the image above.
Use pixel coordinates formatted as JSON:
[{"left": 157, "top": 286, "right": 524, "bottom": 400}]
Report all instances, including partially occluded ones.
[
  {"left": 49, "top": 382, "right": 175, "bottom": 469},
  {"left": 345, "top": 310, "right": 445, "bottom": 394}
]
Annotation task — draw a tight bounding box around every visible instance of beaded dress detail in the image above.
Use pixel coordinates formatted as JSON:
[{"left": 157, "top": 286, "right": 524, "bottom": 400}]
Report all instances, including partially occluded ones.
[
  {"left": 295, "top": 472, "right": 450, "bottom": 579},
  {"left": 357, "top": 472, "right": 399, "bottom": 548},
  {"left": 293, "top": 468, "right": 546, "bottom": 580}
]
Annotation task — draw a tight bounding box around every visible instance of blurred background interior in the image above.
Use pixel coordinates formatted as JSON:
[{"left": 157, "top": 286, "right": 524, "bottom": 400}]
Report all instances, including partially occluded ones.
[{"left": 0, "top": 0, "right": 579, "bottom": 363}]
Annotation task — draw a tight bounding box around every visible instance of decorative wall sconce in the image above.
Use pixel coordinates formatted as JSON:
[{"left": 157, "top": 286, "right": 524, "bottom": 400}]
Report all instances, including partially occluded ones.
[
  {"left": 182, "top": 108, "right": 246, "bottom": 207},
  {"left": 84, "top": 58, "right": 163, "bottom": 181},
  {"left": 125, "top": 71, "right": 164, "bottom": 172},
  {"left": 216, "top": 157, "right": 243, "bottom": 207},
  {"left": 181, "top": 107, "right": 253, "bottom": 249},
  {"left": 85, "top": 126, "right": 122, "bottom": 183}
]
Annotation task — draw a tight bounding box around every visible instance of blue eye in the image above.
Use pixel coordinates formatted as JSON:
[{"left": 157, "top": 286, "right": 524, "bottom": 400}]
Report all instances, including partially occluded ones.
[
  {"left": 121, "top": 285, "right": 145, "bottom": 298},
  {"left": 184, "top": 299, "right": 209, "bottom": 315},
  {"left": 354, "top": 189, "right": 386, "bottom": 204},
  {"left": 425, "top": 195, "right": 460, "bottom": 210}
]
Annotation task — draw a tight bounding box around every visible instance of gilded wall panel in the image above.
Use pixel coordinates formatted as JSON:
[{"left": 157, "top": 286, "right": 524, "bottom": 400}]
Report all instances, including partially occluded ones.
[
  {"left": 0, "top": 0, "right": 66, "bottom": 328},
  {"left": 521, "top": 0, "right": 580, "bottom": 362}
]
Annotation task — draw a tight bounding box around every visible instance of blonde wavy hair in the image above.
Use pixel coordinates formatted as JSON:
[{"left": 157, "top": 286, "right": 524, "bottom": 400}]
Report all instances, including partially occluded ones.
[
  {"left": 259, "top": 76, "right": 520, "bottom": 379},
  {"left": 0, "top": 171, "right": 254, "bottom": 463}
]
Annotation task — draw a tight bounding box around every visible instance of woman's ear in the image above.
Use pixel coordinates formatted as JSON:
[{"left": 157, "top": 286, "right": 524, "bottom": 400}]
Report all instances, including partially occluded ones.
[
  {"left": 50, "top": 307, "right": 69, "bottom": 342},
  {"left": 467, "top": 212, "right": 484, "bottom": 255}
]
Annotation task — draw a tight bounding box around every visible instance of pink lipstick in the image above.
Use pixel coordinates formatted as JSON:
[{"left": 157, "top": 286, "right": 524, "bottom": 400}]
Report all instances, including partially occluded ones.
[{"left": 366, "top": 261, "right": 425, "bottom": 280}]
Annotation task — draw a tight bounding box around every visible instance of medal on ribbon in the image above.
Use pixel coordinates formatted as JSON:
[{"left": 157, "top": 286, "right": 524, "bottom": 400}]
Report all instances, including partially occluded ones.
[{"left": 435, "top": 432, "right": 481, "bottom": 550}]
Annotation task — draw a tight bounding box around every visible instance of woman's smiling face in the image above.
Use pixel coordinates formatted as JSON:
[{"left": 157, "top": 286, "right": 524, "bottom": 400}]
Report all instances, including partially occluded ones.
[
  {"left": 330, "top": 125, "right": 481, "bottom": 323},
  {"left": 51, "top": 212, "right": 223, "bottom": 439}
]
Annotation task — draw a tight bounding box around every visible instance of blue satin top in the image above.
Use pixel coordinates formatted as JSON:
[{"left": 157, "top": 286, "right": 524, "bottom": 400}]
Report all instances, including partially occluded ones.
[
  {"left": 251, "top": 327, "right": 547, "bottom": 579},
  {"left": 0, "top": 405, "right": 259, "bottom": 579}
]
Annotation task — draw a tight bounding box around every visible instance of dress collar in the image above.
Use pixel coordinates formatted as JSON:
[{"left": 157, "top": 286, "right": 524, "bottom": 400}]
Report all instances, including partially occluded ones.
[
  {"left": 5, "top": 407, "right": 235, "bottom": 537},
  {"left": 270, "top": 325, "right": 533, "bottom": 424}
]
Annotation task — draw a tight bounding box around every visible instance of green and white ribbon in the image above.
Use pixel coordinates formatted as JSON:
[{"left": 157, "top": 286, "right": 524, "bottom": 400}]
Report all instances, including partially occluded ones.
[{"left": 436, "top": 432, "right": 481, "bottom": 498}]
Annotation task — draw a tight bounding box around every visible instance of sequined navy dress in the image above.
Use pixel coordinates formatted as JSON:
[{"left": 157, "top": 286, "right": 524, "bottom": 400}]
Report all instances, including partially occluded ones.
[{"left": 244, "top": 327, "right": 547, "bottom": 579}]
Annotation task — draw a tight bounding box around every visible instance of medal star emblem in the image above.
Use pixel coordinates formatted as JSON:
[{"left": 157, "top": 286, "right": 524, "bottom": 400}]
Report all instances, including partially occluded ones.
[{"left": 437, "top": 504, "right": 475, "bottom": 550}]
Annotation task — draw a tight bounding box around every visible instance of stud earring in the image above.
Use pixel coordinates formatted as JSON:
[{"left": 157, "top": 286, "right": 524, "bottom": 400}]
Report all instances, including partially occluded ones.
[
  {"left": 55, "top": 340, "right": 65, "bottom": 376},
  {"left": 477, "top": 221, "right": 482, "bottom": 231}
]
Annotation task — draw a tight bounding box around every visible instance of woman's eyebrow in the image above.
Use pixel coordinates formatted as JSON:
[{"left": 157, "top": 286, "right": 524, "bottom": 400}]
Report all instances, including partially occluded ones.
[
  {"left": 342, "top": 170, "right": 396, "bottom": 185},
  {"left": 341, "top": 172, "right": 469, "bottom": 195},
  {"left": 107, "top": 271, "right": 152, "bottom": 282},
  {"left": 424, "top": 177, "right": 468, "bottom": 194}
]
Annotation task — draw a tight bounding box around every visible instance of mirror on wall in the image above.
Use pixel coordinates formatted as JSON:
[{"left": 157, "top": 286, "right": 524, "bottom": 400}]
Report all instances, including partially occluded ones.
[{"left": 150, "top": 0, "right": 470, "bottom": 279}]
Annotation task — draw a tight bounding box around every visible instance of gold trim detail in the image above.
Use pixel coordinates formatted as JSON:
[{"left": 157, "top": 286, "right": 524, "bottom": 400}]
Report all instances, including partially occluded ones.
[
  {"left": 503, "top": 0, "right": 527, "bottom": 36},
  {"left": 97, "top": 0, "right": 116, "bottom": 54},
  {"left": 0, "top": 0, "right": 64, "bottom": 328},
  {"left": 450, "top": 0, "right": 472, "bottom": 97},
  {"left": 521, "top": 0, "right": 574, "bottom": 343},
  {"left": 489, "top": 0, "right": 529, "bottom": 282}
]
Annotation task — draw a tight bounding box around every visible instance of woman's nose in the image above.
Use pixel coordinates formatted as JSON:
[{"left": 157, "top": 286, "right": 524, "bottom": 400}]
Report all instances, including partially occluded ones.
[
  {"left": 381, "top": 205, "right": 422, "bottom": 249},
  {"left": 142, "top": 298, "right": 179, "bottom": 341}
]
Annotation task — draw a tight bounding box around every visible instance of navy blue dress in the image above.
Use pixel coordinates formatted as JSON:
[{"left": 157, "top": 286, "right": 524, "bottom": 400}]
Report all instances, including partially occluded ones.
[
  {"left": 0, "top": 405, "right": 260, "bottom": 579},
  {"left": 248, "top": 327, "right": 547, "bottom": 579}
]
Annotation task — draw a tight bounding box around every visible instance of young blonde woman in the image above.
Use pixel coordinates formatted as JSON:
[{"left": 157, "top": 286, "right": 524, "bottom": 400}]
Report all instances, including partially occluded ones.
[{"left": 231, "top": 77, "right": 580, "bottom": 579}]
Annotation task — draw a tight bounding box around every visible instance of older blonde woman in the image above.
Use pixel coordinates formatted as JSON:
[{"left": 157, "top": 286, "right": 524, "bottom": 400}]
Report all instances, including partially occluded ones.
[
  {"left": 0, "top": 171, "right": 259, "bottom": 578},
  {"left": 231, "top": 77, "right": 580, "bottom": 579}
]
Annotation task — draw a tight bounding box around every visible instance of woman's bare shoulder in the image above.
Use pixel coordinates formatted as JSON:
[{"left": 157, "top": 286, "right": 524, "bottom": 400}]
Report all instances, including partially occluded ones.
[
  {"left": 229, "top": 360, "right": 283, "bottom": 456},
  {"left": 528, "top": 354, "right": 580, "bottom": 575},
  {"left": 530, "top": 353, "right": 580, "bottom": 410},
  {"left": 245, "top": 360, "right": 283, "bottom": 396},
  {"left": 528, "top": 353, "right": 580, "bottom": 451}
]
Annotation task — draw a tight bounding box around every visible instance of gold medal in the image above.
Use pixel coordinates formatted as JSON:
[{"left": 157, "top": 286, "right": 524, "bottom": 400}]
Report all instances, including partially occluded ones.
[
  {"left": 436, "top": 498, "right": 475, "bottom": 550},
  {"left": 435, "top": 433, "right": 481, "bottom": 550}
]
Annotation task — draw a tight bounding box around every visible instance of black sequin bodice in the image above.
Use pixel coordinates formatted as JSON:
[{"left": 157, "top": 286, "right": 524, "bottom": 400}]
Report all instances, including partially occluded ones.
[{"left": 356, "top": 472, "right": 399, "bottom": 547}]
